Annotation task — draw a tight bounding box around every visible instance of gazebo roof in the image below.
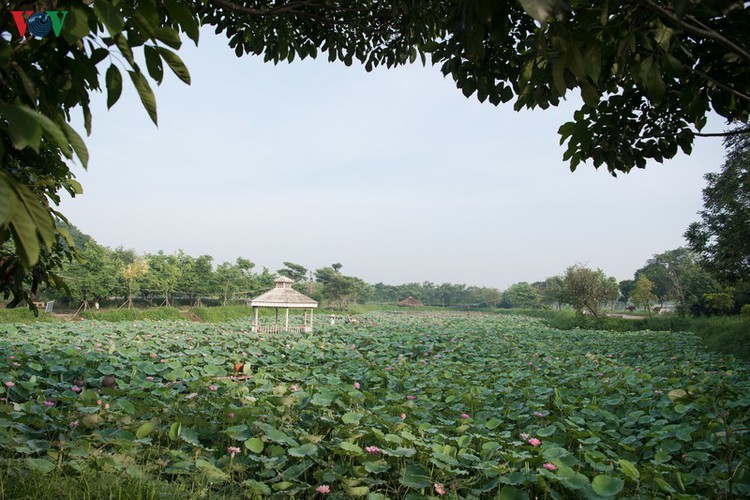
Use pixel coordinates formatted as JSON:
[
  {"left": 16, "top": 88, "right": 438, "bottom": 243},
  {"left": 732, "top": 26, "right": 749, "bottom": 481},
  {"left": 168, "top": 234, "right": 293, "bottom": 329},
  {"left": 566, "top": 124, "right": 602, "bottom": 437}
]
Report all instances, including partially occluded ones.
[{"left": 249, "top": 277, "right": 318, "bottom": 308}]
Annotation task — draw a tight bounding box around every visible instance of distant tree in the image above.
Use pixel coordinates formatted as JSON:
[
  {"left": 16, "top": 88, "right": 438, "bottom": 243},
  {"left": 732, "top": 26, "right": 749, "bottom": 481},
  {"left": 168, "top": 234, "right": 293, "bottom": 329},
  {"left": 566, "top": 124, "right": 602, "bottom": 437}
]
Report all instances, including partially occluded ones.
[
  {"left": 146, "top": 252, "right": 182, "bottom": 307},
  {"left": 119, "top": 258, "right": 149, "bottom": 310},
  {"left": 542, "top": 275, "right": 567, "bottom": 310},
  {"left": 65, "top": 242, "right": 117, "bottom": 311},
  {"left": 278, "top": 262, "right": 308, "bottom": 282},
  {"left": 619, "top": 279, "right": 636, "bottom": 305},
  {"left": 563, "top": 265, "right": 616, "bottom": 316},
  {"left": 631, "top": 275, "right": 658, "bottom": 314},
  {"left": 480, "top": 287, "right": 502, "bottom": 308},
  {"left": 315, "top": 266, "right": 368, "bottom": 309},
  {"left": 685, "top": 131, "right": 750, "bottom": 287},
  {"left": 178, "top": 254, "right": 214, "bottom": 306},
  {"left": 501, "top": 282, "right": 544, "bottom": 309},
  {"left": 332, "top": 263, "right": 343, "bottom": 273}
]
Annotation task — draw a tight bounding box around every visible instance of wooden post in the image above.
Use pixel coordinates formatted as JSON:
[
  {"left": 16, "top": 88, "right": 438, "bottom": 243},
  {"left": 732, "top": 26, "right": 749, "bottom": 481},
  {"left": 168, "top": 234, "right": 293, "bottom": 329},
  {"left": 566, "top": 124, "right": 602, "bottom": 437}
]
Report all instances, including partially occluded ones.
[
  {"left": 275, "top": 308, "right": 279, "bottom": 325},
  {"left": 254, "top": 306, "right": 259, "bottom": 332},
  {"left": 310, "top": 308, "right": 314, "bottom": 332},
  {"left": 285, "top": 308, "right": 289, "bottom": 330}
]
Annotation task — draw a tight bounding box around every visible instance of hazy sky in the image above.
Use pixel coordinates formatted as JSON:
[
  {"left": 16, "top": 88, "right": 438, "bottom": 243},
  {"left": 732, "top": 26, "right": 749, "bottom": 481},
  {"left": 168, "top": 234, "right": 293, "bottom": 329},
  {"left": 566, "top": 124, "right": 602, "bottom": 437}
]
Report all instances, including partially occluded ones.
[{"left": 59, "top": 29, "right": 727, "bottom": 289}]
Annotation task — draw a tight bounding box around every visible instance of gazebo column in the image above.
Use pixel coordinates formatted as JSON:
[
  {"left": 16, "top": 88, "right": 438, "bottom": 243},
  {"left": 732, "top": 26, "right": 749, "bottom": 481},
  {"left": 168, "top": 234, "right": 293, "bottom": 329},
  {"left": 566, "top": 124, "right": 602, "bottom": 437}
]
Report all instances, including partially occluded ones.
[
  {"left": 253, "top": 306, "right": 259, "bottom": 332},
  {"left": 285, "top": 308, "right": 289, "bottom": 331},
  {"left": 275, "top": 308, "right": 279, "bottom": 326},
  {"left": 310, "top": 308, "right": 314, "bottom": 332}
]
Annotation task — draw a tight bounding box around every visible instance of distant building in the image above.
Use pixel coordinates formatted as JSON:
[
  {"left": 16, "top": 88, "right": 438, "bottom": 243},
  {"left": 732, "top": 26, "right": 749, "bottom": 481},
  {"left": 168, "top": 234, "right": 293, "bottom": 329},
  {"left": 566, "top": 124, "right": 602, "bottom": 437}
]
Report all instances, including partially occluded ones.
[{"left": 398, "top": 296, "right": 424, "bottom": 307}]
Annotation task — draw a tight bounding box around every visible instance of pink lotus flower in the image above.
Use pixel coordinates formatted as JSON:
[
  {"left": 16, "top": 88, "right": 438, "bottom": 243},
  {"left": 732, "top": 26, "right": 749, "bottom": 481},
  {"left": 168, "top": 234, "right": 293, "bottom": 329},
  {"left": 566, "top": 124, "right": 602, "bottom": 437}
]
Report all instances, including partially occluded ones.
[
  {"left": 534, "top": 411, "right": 545, "bottom": 418},
  {"left": 97, "top": 399, "right": 102, "bottom": 405},
  {"left": 316, "top": 485, "right": 330, "bottom": 494},
  {"left": 104, "top": 403, "right": 110, "bottom": 410},
  {"left": 354, "top": 382, "right": 360, "bottom": 390},
  {"left": 4, "top": 381, "right": 14, "bottom": 388},
  {"left": 543, "top": 462, "right": 557, "bottom": 471},
  {"left": 365, "top": 446, "right": 381, "bottom": 455},
  {"left": 150, "top": 353, "right": 157, "bottom": 358},
  {"left": 69, "top": 420, "right": 79, "bottom": 428},
  {"left": 146, "top": 376, "right": 154, "bottom": 381},
  {"left": 400, "top": 413, "right": 407, "bottom": 420},
  {"left": 209, "top": 385, "right": 218, "bottom": 391},
  {"left": 385, "top": 366, "right": 392, "bottom": 371},
  {"left": 228, "top": 412, "right": 235, "bottom": 419},
  {"left": 43, "top": 401, "right": 54, "bottom": 407},
  {"left": 528, "top": 438, "right": 541, "bottom": 447},
  {"left": 460, "top": 413, "right": 470, "bottom": 419},
  {"left": 290, "top": 384, "right": 300, "bottom": 392},
  {"left": 520, "top": 433, "right": 530, "bottom": 441},
  {"left": 227, "top": 446, "right": 241, "bottom": 458},
  {"left": 406, "top": 395, "right": 416, "bottom": 400},
  {"left": 434, "top": 482, "right": 446, "bottom": 496},
  {"left": 71, "top": 385, "right": 82, "bottom": 393}
]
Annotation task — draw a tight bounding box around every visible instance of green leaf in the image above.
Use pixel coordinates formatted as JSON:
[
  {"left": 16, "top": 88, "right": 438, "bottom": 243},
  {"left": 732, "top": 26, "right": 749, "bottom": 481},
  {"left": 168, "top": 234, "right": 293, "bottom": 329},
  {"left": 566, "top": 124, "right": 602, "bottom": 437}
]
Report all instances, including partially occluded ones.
[
  {"left": 169, "top": 422, "right": 182, "bottom": 441},
  {"left": 165, "top": 0, "right": 199, "bottom": 44},
  {"left": 364, "top": 460, "right": 390, "bottom": 474},
  {"left": 288, "top": 443, "right": 317, "bottom": 457},
  {"left": 244, "top": 438, "right": 264, "bottom": 453},
  {"left": 136, "top": 421, "right": 156, "bottom": 439},
  {"left": 179, "top": 427, "right": 202, "bottom": 447},
  {"left": 399, "top": 464, "right": 431, "bottom": 489},
  {"left": 144, "top": 45, "right": 164, "bottom": 84},
  {"left": 0, "top": 176, "right": 12, "bottom": 224},
  {"left": 242, "top": 479, "right": 271, "bottom": 495},
  {"left": 128, "top": 70, "right": 158, "bottom": 125},
  {"left": 93, "top": 0, "right": 125, "bottom": 36},
  {"left": 25, "top": 458, "right": 55, "bottom": 475},
  {"left": 342, "top": 412, "right": 362, "bottom": 424},
  {"left": 619, "top": 459, "right": 640, "bottom": 481},
  {"left": 59, "top": 121, "right": 89, "bottom": 168},
  {"left": 591, "top": 476, "right": 624, "bottom": 497},
  {"left": 105, "top": 65, "right": 123, "bottom": 110},
  {"left": 339, "top": 441, "right": 363, "bottom": 456},
  {"left": 486, "top": 417, "right": 502, "bottom": 430},
  {"left": 536, "top": 424, "right": 557, "bottom": 437},
  {"left": 497, "top": 486, "right": 529, "bottom": 500},
  {"left": 156, "top": 47, "right": 191, "bottom": 85},
  {"left": 117, "top": 398, "right": 136, "bottom": 415},
  {"left": 195, "top": 459, "right": 228, "bottom": 483},
  {"left": 0, "top": 103, "right": 42, "bottom": 151}
]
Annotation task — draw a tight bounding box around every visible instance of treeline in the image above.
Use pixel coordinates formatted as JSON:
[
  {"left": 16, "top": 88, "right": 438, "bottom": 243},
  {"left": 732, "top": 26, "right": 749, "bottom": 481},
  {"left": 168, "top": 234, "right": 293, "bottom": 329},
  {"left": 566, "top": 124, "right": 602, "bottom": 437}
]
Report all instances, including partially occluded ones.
[{"left": 46, "top": 224, "right": 747, "bottom": 318}]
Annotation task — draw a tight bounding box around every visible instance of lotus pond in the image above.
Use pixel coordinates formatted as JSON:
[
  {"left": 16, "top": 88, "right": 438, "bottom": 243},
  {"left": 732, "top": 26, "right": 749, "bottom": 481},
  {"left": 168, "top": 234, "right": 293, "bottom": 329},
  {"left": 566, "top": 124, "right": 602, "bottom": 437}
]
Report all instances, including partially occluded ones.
[{"left": 0, "top": 312, "right": 748, "bottom": 498}]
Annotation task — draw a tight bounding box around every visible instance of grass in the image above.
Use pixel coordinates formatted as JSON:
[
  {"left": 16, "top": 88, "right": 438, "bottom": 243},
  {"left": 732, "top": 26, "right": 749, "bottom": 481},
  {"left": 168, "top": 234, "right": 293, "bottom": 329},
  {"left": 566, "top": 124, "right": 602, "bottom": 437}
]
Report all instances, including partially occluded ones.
[
  {"left": 495, "top": 308, "right": 750, "bottom": 360},
  {"left": 0, "top": 308, "right": 62, "bottom": 324}
]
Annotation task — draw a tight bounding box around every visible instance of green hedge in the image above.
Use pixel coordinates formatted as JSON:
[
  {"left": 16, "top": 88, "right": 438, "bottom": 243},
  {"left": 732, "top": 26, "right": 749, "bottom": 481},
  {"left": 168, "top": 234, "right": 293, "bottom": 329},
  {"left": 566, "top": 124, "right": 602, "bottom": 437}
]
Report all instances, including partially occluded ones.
[
  {"left": 80, "top": 308, "right": 186, "bottom": 322},
  {"left": 0, "top": 308, "right": 62, "bottom": 324}
]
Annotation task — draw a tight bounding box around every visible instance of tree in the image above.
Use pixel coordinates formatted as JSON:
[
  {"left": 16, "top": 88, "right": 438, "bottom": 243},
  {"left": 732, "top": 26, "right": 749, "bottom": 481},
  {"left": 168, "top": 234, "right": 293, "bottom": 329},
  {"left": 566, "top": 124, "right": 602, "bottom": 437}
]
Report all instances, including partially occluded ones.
[
  {"left": 65, "top": 241, "right": 117, "bottom": 310},
  {"left": 146, "top": 252, "right": 182, "bottom": 307},
  {"left": 119, "top": 257, "right": 149, "bottom": 310},
  {"left": 542, "top": 275, "right": 568, "bottom": 309},
  {"left": 315, "top": 265, "right": 368, "bottom": 309},
  {"left": 3, "top": 0, "right": 749, "bottom": 284},
  {"left": 619, "top": 279, "right": 636, "bottom": 305},
  {"left": 277, "top": 262, "right": 308, "bottom": 282},
  {"left": 178, "top": 253, "right": 214, "bottom": 306},
  {"left": 631, "top": 275, "right": 658, "bottom": 314},
  {"left": 501, "top": 282, "right": 544, "bottom": 309},
  {"left": 562, "top": 264, "right": 617, "bottom": 316},
  {"left": 685, "top": 131, "right": 750, "bottom": 284}
]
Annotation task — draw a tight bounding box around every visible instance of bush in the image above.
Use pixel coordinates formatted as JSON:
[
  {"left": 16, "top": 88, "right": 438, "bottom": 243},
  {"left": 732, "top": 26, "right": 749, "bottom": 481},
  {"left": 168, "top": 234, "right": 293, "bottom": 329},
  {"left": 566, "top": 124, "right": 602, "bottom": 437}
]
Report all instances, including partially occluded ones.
[
  {"left": 741, "top": 304, "right": 750, "bottom": 317},
  {"left": 80, "top": 308, "right": 186, "bottom": 322},
  {"left": 191, "top": 306, "right": 254, "bottom": 322}
]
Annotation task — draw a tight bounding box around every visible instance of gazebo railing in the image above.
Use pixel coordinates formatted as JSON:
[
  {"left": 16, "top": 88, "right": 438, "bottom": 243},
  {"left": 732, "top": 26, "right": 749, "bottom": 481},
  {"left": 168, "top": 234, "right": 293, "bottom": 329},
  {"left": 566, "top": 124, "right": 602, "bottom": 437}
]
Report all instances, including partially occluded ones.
[{"left": 252, "top": 325, "right": 311, "bottom": 334}]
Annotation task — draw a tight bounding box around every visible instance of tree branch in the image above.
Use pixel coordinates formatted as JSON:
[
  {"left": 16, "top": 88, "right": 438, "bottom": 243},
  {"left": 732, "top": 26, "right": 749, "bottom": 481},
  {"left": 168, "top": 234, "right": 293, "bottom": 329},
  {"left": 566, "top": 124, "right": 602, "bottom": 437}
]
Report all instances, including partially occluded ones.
[
  {"left": 634, "top": 0, "right": 750, "bottom": 63},
  {"left": 694, "top": 126, "right": 750, "bottom": 137}
]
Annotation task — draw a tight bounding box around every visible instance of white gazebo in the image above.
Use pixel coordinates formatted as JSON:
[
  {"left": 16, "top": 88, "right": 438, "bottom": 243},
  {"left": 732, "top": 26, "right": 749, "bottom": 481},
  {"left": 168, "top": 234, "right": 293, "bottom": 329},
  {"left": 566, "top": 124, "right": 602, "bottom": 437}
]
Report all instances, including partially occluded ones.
[{"left": 249, "top": 277, "right": 318, "bottom": 333}]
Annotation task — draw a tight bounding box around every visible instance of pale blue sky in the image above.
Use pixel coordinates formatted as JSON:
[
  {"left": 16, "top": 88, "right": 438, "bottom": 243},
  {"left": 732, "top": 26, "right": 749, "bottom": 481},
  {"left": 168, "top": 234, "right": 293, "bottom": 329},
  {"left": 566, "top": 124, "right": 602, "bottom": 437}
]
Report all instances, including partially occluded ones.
[{"left": 60, "top": 30, "right": 726, "bottom": 289}]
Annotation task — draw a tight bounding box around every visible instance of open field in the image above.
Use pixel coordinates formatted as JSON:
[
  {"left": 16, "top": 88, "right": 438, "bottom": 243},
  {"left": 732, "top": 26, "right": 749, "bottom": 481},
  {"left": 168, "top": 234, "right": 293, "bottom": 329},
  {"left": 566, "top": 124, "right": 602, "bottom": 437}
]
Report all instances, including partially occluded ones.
[{"left": 0, "top": 312, "right": 748, "bottom": 498}]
